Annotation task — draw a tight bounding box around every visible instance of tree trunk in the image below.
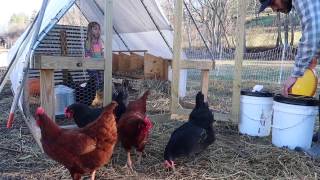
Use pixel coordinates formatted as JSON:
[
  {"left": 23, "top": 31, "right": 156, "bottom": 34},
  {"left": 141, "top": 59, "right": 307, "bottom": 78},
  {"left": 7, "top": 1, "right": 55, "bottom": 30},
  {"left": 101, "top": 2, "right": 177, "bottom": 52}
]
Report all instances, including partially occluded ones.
[
  {"left": 276, "top": 12, "right": 283, "bottom": 47},
  {"left": 284, "top": 14, "right": 289, "bottom": 46},
  {"left": 290, "top": 12, "right": 295, "bottom": 46}
]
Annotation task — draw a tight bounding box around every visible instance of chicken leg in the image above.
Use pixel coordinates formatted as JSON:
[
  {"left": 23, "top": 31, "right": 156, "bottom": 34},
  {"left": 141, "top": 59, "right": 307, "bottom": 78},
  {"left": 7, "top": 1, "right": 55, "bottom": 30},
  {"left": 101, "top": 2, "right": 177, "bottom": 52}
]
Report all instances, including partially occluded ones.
[
  {"left": 123, "top": 151, "right": 133, "bottom": 171},
  {"left": 91, "top": 170, "right": 96, "bottom": 180},
  {"left": 127, "top": 151, "right": 133, "bottom": 170}
]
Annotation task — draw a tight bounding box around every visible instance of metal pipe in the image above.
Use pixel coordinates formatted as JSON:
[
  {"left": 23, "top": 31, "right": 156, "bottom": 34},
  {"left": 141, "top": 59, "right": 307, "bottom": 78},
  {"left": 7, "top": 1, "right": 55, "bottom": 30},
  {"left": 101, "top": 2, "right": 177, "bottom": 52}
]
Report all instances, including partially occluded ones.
[
  {"left": 0, "top": 14, "right": 39, "bottom": 94},
  {"left": 7, "top": 0, "right": 49, "bottom": 128},
  {"left": 140, "top": 0, "right": 173, "bottom": 53},
  {"left": 90, "top": 0, "right": 130, "bottom": 51}
]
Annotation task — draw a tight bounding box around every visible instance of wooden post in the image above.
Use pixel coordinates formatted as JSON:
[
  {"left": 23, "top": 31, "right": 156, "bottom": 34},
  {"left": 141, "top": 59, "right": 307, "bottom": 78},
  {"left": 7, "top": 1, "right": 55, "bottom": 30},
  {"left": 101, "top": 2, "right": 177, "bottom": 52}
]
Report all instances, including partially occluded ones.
[
  {"left": 59, "top": 29, "right": 69, "bottom": 85},
  {"left": 104, "top": 0, "right": 113, "bottom": 105},
  {"left": 201, "top": 70, "right": 209, "bottom": 102},
  {"left": 231, "top": 0, "right": 247, "bottom": 123},
  {"left": 171, "top": 0, "right": 183, "bottom": 113},
  {"left": 40, "top": 69, "right": 55, "bottom": 121}
]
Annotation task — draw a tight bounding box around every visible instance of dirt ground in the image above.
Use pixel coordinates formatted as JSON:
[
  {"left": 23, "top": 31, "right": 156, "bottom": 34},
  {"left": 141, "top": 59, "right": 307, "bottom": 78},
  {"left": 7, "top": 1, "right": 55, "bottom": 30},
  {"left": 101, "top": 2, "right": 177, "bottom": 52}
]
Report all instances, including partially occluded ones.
[{"left": 1, "top": 83, "right": 320, "bottom": 180}]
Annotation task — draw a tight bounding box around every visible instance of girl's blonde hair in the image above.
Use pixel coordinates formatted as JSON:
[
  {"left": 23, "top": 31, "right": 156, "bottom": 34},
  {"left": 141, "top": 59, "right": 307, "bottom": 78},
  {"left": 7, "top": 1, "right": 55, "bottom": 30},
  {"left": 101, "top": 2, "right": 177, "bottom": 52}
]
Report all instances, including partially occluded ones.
[{"left": 86, "top": 22, "right": 100, "bottom": 48}]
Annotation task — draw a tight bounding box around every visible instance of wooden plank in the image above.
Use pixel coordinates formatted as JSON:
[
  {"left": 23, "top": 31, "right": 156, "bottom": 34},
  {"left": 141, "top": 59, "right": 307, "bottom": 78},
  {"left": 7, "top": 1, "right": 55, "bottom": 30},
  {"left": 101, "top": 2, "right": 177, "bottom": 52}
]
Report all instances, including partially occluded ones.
[
  {"left": 231, "top": 0, "right": 247, "bottom": 123},
  {"left": 59, "top": 29, "right": 70, "bottom": 86},
  {"left": 180, "top": 60, "right": 214, "bottom": 70},
  {"left": 162, "top": 59, "right": 169, "bottom": 80},
  {"left": 129, "top": 52, "right": 144, "bottom": 71},
  {"left": 118, "top": 53, "right": 130, "bottom": 72},
  {"left": 112, "top": 53, "right": 119, "bottom": 72},
  {"left": 144, "top": 53, "right": 163, "bottom": 79},
  {"left": 104, "top": 0, "right": 113, "bottom": 105},
  {"left": 201, "top": 70, "right": 209, "bottom": 102},
  {"left": 32, "top": 55, "right": 105, "bottom": 70},
  {"left": 171, "top": 0, "right": 183, "bottom": 113},
  {"left": 40, "top": 70, "right": 55, "bottom": 121}
]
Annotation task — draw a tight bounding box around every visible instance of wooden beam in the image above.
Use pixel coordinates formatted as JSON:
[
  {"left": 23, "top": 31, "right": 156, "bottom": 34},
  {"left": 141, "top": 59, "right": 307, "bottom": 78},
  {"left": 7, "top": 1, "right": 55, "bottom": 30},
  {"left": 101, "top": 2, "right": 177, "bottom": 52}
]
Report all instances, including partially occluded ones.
[
  {"left": 231, "top": 0, "right": 247, "bottom": 123},
  {"left": 40, "top": 70, "right": 55, "bottom": 121},
  {"left": 59, "top": 29, "right": 70, "bottom": 86},
  {"left": 171, "top": 0, "right": 183, "bottom": 113},
  {"left": 104, "top": 0, "right": 113, "bottom": 105},
  {"left": 201, "top": 70, "right": 209, "bottom": 102},
  {"left": 144, "top": 53, "right": 169, "bottom": 80},
  {"left": 33, "top": 55, "right": 105, "bottom": 70},
  {"left": 180, "top": 60, "right": 214, "bottom": 70}
]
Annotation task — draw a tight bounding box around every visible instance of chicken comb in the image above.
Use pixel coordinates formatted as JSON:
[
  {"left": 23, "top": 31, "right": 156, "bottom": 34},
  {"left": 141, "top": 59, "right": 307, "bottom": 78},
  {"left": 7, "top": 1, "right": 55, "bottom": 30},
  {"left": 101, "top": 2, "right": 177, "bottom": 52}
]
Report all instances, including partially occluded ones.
[
  {"left": 64, "top": 107, "right": 68, "bottom": 114},
  {"left": 36, "top": 107, "right": 45, "bottom": 116}
]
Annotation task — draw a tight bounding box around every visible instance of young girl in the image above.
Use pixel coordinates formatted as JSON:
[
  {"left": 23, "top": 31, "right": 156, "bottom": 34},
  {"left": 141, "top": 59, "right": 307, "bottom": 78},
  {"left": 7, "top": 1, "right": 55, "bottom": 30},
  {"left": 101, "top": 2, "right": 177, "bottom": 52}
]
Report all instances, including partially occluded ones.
[{"left": 85, "top": 22, "right": 103, "bottom": 90}]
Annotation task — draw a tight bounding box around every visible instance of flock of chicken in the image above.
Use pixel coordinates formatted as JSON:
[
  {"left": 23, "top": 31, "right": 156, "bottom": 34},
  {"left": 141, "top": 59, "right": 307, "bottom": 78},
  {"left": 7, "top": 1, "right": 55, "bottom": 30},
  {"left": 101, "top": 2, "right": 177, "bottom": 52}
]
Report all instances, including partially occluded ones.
[{"left": 34, "top": 90, "right": 215, "bottom": 180}]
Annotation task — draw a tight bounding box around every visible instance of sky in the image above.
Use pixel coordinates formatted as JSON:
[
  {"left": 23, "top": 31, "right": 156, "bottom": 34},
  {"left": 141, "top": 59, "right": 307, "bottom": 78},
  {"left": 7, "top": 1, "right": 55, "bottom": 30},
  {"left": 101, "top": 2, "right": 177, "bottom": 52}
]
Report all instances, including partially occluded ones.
[{"left": 0, "top": 0, "right": 42, "bottom": 33}]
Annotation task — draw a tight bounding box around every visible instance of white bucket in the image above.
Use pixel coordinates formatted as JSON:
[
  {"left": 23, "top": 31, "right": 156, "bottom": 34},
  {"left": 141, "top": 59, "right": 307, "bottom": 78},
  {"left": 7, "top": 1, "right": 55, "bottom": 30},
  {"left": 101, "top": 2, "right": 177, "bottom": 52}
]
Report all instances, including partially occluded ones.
[
  {"left": 54, "top": 85, "right": 75, "bottom": 116},
  {"left": 239, "top": 93, "right": 273, "bottom": 137},
  {"left": 272, "top": 96, "right": 318, "bottom": 150}
]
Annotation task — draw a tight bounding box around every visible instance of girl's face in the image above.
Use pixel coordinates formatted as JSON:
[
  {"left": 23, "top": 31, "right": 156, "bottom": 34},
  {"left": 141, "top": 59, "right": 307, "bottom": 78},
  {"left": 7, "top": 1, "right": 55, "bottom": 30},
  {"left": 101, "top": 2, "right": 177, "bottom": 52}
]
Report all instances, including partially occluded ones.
[{"left": 92, "top": 25, "right": 101, "bottom": 38}]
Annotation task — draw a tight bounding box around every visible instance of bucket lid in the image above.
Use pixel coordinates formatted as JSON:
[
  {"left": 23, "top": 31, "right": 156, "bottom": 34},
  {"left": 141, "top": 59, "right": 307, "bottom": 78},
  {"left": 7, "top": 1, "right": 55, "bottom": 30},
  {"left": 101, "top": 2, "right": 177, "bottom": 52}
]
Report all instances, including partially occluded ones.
[
  {"left": 241, "top": 90, "right": 273, "bottom": 97},
  {"left": 273, "top": 94, "right": 319, "bottom": 106},
  {"left": 290, "top": 68, "right": 317, "bottom": 97}
]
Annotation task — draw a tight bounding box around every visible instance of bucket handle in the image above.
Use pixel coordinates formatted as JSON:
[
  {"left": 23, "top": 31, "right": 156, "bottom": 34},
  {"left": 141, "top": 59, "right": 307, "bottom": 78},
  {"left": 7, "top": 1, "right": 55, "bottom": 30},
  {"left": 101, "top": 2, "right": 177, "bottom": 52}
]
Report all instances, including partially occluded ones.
[
  {"left": 242, "top": 110, "right": 273, "bottom": 126},
  {"left": 271, "top": 115, "right": 315, "bottom": 130}
]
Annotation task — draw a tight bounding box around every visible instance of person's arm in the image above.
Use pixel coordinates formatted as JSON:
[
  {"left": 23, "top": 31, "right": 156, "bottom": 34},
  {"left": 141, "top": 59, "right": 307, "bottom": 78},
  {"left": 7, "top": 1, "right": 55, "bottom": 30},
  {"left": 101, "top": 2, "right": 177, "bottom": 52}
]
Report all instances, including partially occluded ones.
[{"left": 292, "top": 1, "right": 320, "bottom": 77}]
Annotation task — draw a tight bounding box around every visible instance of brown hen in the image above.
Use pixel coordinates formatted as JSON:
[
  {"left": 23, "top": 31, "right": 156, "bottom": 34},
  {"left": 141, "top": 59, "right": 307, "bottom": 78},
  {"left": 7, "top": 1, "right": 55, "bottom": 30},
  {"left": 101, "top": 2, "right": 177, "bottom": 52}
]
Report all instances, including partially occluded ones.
[{"left": 34, "top": 101, "right": 118, "bottom": 180}]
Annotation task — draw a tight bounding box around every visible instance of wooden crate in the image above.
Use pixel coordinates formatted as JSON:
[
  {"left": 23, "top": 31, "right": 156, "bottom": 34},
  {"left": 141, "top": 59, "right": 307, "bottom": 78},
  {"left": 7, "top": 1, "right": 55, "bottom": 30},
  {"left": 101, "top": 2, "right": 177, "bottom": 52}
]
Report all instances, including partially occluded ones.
[
  {"left": 117, "top": 53, "right": 131, "bottom": 72},
  {"left": 144, "top": 53, "right": 170, "bottom": 80},
  {"left": 112, "top": 53, "right": 119, "bottom": 72},
  {"left": 129, "top": 52, "right": 144, "bottom": 71}
]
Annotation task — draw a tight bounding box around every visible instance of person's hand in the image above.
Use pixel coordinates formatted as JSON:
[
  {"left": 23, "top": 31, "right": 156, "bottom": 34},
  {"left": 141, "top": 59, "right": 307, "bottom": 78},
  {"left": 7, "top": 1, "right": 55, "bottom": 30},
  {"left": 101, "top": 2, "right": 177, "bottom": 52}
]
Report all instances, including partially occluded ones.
[
  {"left": 282, "top": 76, "right": 297, "bottom": 97},
  {"left": 309, "top": 58, "right": 318, "bottom": 69}
]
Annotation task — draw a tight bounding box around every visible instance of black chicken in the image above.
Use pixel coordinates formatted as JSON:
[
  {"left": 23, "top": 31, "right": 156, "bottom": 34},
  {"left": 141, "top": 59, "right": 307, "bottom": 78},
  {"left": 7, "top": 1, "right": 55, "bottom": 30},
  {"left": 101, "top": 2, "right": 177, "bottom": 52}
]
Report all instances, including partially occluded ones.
[
  {"left": 63, "top": 72, "right": 97, "bottom": 106},
  {"left": 164, "top": 91, "right": 215, "bottom": 170},
  {"left": 65, "top": 91, "right": 128, "bottom": 128}
]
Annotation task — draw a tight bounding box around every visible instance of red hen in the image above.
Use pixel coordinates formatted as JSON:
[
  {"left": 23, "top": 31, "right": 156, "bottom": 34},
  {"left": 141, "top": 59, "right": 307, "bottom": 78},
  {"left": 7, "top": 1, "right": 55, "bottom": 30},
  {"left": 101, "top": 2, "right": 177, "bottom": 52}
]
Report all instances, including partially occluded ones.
[
  {"left": 34, "top": 102, "right": 118, "bottom": 180},
  {"left": 117, "top": 90, "right": 152, "bottom": 170}
]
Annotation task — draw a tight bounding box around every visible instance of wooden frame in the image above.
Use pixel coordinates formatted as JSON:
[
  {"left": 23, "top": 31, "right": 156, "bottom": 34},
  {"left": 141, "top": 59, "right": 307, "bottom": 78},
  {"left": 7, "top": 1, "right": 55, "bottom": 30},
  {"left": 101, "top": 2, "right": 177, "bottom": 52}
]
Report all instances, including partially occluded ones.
[
  {"left": 33, "top": 56, "right": 105, "bottom": 70},
  {"left": 29, "top": 0, "right": 115, "bottom": 122},
  {"left": 170, "top": 0, "right": 248, "bottom": 123},
  {"left": 170, "top": 0, "right": 229, "bottom": 121},
  {"left": 103, "top": 0, "right": 113, "bottom": 105},
  {"left": 231, "top": 0, "right": 247, "bottom": 123},
  {"left": 30, "top": 0, "right": 246, "bottom": 127}
]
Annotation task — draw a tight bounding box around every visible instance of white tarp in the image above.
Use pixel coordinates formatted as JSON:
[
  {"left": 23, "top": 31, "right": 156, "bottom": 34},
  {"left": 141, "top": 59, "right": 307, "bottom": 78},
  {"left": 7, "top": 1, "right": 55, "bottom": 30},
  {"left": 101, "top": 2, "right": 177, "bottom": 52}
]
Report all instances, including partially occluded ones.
[{"left": 9, "top": 0, "right": 187, "bottom": 104}]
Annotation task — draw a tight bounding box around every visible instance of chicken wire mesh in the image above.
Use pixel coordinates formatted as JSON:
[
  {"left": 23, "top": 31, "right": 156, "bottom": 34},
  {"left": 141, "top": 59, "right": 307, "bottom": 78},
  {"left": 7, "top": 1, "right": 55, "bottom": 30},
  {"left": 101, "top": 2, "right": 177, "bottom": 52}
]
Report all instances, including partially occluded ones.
[
  {"left": 5, "top": 0, "right": 317, "bottom": 122},
  {"left": 24, "top": 4, "right": 105, "bottom": 120},
  {"left": 160, "top": 0, "right": 313, "bottom": 114}
]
